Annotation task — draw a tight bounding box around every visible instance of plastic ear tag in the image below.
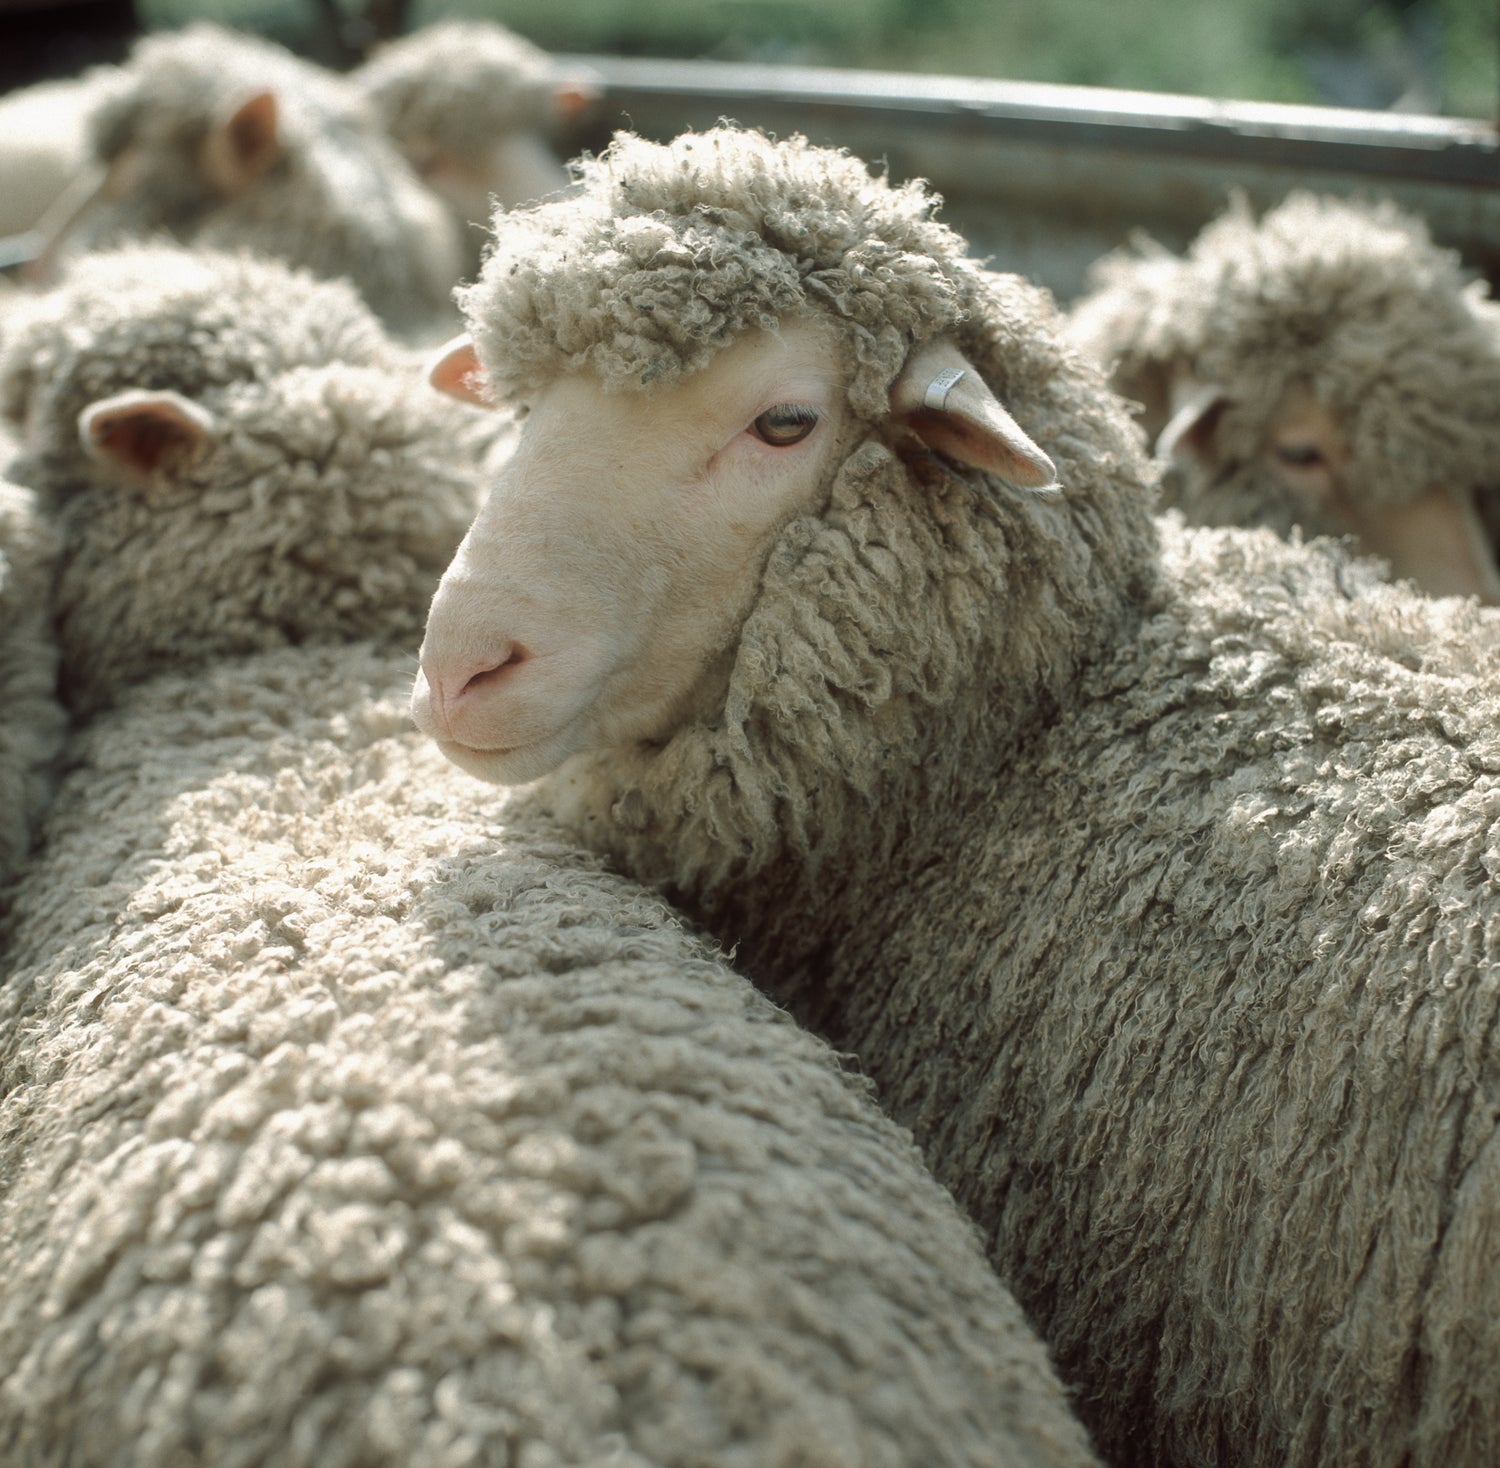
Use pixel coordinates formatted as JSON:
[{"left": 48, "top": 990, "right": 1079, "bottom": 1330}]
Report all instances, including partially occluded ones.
[{"left": 923, "top": 368, "right": 966, "bottom": 411}]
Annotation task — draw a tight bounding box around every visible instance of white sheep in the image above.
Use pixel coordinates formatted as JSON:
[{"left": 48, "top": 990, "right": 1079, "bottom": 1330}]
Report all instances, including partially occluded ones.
[
  {"left": 0, "top": 243, "right": 1103, "bottom": 1468},
  {"left": 1066, "top": 191, "right": 1500, "bottom": 602},
  {"left": 27, "top": 23, "right": 463, "bottom": 341},
  {"left": 0, "top": 68, "right": 122, "bottom": 247},
  {"left": 351, "top": 20, "right": 597, "bottom": 279},
  {"left": 0, "top": 475, "right": 66, "bottom": 885},
  {"left": 415, "top": 126, "right": 1500, "bottom": 1468}
]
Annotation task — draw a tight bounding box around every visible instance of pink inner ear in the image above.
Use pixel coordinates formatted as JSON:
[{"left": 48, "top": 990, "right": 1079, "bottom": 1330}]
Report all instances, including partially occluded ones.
[
  {"left": 1156, "top": 388, "right": 1228, "bottom": 465},
  {"left": 428, "top": 337, "right": 492, "bottom": 406},
  {"left": 910, "top": 405, "right": 1057, "bottom": 489},
  {"left": 84, "top": 396, "right": 209, "bottom": 481},
  {"left": 891, "top": 340, "right": 1058, "bottom": 491},
  {"left": 229, "top": 91, "right": 279, "bottom": 171},
  {"left": 201, "top": 90, "right": 281, "bottom": 193},
  {"left": 552, "top": 76, "right": 601, "bottom": 124}
]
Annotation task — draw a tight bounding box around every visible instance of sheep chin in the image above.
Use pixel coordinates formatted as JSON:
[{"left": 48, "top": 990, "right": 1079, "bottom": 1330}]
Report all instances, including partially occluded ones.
[{"left": 432, "top": 728, "right": 579, "bottom": 787}]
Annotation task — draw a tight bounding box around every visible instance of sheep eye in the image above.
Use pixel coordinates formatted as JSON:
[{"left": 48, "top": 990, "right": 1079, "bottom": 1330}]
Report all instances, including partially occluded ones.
[
  {"left": 1274, "top": 443, "right": 1324, "bottom": 468},
  {"left": 751, "top": 404, "right": 819, "bottom": 447}
]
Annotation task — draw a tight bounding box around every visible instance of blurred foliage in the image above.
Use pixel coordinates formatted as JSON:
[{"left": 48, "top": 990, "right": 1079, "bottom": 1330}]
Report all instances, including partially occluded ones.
[{"left": 137, "top": 0, "right": 1498, "bottom": 117}]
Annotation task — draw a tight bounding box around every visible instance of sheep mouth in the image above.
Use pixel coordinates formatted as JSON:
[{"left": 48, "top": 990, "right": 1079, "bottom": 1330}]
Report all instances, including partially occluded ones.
[{"left": 429, "top": 727, "right": 580, "bottom": 787}]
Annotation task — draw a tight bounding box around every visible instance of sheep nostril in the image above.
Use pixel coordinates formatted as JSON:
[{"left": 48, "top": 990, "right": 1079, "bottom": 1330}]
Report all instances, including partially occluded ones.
[{"left": 459, "top": 644, "right": 527, "bottom": 699}]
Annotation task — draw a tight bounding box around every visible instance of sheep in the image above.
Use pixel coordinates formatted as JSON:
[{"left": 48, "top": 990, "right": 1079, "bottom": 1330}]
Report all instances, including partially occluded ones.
[
  {"left": 1066, "top": 191, "right": 1500, "bottom": 602},
  {"left": 28, "top": 22, "right": 463, "bottom": 341},
  {"left": 0, "top": 68, "right": 123, "bottom": 246},
  {"left": 414, "top": 126, "right": 1500, "bottom": 1468},
  {"left": 0, "top": 243, "right": 1104, "bottom": 1468},
  {"left": 351, "top": 20, "right": 597, "bottom": 279},
  {"left": 0, "top": 476, "right": 66, "bottom": 884}
]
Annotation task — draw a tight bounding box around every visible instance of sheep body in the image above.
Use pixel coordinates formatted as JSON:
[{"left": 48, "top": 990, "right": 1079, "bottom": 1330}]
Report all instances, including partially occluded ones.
[
  {"left": 424, "top": 129, "right": 1500, "bottom": 1468},
  {"left": 0, "top": 652, "right": 1100, "bottom": 1468},
  {"left": 0, "top": 244, "right": 1102, "bottom": 1468},
  {"left": 55, "top": 24, "right": 463, "bottom": 340}
]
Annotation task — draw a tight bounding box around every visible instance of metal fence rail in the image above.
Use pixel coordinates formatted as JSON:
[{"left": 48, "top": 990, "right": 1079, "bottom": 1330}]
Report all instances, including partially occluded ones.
[{"left": 565, "top": 55, "right": 1500, "bottom": 299}]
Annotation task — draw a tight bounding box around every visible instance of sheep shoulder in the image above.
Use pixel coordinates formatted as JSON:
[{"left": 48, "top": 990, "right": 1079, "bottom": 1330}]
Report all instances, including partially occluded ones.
[{"left": 734, "top": 514, "right": 1500, "bottom": 1465}]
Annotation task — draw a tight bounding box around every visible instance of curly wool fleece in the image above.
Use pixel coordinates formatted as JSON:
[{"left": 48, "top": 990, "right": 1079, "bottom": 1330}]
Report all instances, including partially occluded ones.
[
  {"left": 353, "top": 19, "right": 562, "bottom": 160},
  {"left": 76, "top": 24, "right": 462, "bottom": 340},
  {"left": 0, "top": 653, "right": 1105, "bottom": 1468},
  {"left": 1069, "top": 192, "right": 1500, "bottom": 521},
  {"left": 460, "top": 127, "right": 997, "bottom": 418},
  {"left": 464, "top": 131, "right": 1500, "bottom": 1467},
  {"left": 0, "top": 479, "right": 65, "bottom": 885}
]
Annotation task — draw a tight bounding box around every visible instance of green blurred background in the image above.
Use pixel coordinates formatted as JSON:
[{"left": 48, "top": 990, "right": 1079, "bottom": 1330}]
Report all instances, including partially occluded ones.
[{"left": 126, "top": 0, "right": 1497, "bottom": 117}]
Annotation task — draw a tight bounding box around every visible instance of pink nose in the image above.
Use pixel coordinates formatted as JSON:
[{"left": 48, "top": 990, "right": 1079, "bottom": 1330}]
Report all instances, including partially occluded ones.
[{"left": 417, "top": 643, "right": 527, "bottom": 738}]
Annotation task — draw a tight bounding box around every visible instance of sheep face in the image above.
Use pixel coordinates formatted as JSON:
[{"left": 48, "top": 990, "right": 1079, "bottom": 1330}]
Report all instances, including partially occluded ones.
[
  {"left": 1161, "top": 378, "right": 1500, "bottom": 603},
  {"left": 414, "top": 320, "right": 854, "bottom": 784},
  {"left": 414, "top": 319, "right": 1059, "bottom": 786},
  {"left": 1080, "top": 191, "right": 1500, "bottom": 604}
]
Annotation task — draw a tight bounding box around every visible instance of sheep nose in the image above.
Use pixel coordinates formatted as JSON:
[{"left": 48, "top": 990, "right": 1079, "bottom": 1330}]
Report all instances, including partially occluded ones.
[{"left": 414, "top": 644, "right": 527, "bottom": 738}]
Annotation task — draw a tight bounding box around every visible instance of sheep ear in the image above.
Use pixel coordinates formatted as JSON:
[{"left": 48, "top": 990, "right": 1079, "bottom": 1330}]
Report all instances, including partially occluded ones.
[
  {"left": 552, "top": 72, "right": 602, "bottom": 125},
  {"left": 78, "top": 390, "right": 218, "bottom": 488},
  {"left": 891, "top": 340, "right": 1059, "bottom": 495},
  {"left": 202, "top": 90, "right": 282, "bottom": 194},
  {"left": 428, "top": 334, "right": 493, "bottom": 406},
  {"left": 1156, "top": 383, "right": 1228, "bottom": 465},
  {"left": 1351, "top": 485, "right": 1500, "bottom": 604}
]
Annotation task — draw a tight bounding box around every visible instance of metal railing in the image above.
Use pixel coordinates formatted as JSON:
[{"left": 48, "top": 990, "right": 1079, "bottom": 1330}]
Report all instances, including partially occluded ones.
[{"left": 563, "top": 54, "right": 1500, "bottom": 299}]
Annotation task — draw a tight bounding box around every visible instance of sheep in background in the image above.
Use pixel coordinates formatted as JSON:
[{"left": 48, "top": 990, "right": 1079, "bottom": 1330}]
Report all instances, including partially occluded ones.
[
  {"left": 0, "top": 244, "right": 1103, "bottom": 1468},
  {"left": 1067, "top": 191, "right": 1500, "bottom": 602},
  {"left": 0, "top": 68, "right": 124, "bottom": 249},
  {"left": 416, "top": 127, "right": 1500, "bottom": 1468},
  {"left": 0, "top": 477, "right": 65, "bottom": 884},
  {"left": 352, "top": 20, "right": 598, "bottom": 279},
  {"left": 28, "top": 23, "right": 463, "bottom": 342}
]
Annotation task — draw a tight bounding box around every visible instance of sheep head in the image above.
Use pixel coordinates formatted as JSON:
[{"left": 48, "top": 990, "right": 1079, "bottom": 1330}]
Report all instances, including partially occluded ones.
[
  {"left": 1, "top": 246, "right": 393, "bottom": 487},
  {"left": 26, "top": 26, "right": 322, "bottom": 279},
  {"left": 353, "top": 20, "right": 594, "bottom": 221},
  {"left": 412, "top": 128, "right": 1156, "bottom": 894},
  {"left": 415, "top": 319, "right": 1059, "bottom": 785},
  {"left": 1159, "top": 376, "right": 1500, "bottom": 603},
  {"left": 1094, "top": 192, "right": 1500, "bottom": 604},
  {"left": 25, "top": 24, "right": 462, "bottom": 336},
  {"left": 1, "top": 248, "right": 491, "bottom": 716}
]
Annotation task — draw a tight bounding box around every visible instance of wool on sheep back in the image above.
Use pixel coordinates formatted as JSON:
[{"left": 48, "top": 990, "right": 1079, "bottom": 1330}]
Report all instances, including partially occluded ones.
[
  {"left": 39, "top": 23, "right": 463, "bottom": 341},
  {"left": 0, "top": 244, "right": 1103, "bottom": 1468},
  {"left": 0, "top": 657, "right": 1102, "bottom": 1468},
  {"left": 417, "top": 128, "right": 1500, "bottom": 1468}
]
